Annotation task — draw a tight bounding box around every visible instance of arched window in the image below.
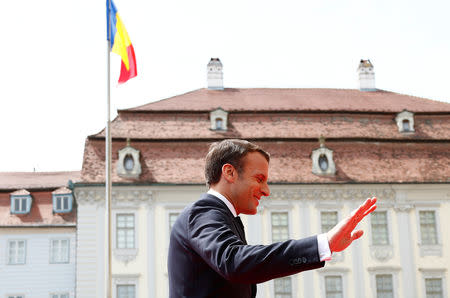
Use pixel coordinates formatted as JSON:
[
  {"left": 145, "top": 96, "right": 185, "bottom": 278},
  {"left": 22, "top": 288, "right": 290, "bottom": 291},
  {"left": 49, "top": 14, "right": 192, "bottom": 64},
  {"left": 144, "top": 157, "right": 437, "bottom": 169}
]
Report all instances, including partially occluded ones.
[
  {"left": 215, "top": 118, "right": 223, "bottom": 130},
  {"left": 124, "top": 154, "right": 135, "bottom": 171},
  {"left": 319, "top": 154, "right": 329, "bottom": 171},
  {"left": 402, "top": 119, "right": 411, "bottom": 132}
]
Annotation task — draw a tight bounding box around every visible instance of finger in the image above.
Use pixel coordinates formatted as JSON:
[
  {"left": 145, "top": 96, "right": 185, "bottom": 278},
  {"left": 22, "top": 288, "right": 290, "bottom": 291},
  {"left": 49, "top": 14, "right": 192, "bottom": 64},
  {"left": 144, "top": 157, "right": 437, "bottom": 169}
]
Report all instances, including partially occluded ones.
[
  {"left": 351, "top": 230, "right": 364, "bottom": 241},
  {"left": 353, "top": 197, "right": 377, "bottom": 219},
  {"left": 363, "top": 205, "right": 377, "bottom": 217}
]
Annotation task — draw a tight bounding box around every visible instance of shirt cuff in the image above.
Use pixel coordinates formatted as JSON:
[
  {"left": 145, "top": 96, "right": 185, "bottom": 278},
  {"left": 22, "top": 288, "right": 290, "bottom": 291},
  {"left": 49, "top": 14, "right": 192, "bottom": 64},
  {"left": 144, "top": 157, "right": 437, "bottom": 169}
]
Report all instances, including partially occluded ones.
[{"left": 317, "top": 233, "right": 332, "bottom": 262}]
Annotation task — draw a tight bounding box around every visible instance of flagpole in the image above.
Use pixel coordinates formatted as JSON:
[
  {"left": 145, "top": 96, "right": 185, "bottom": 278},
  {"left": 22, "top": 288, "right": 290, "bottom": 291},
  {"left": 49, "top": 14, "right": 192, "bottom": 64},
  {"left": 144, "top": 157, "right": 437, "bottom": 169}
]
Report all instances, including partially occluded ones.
[{"left": 106, "top": 0, "right": 113, "bottom": 297}]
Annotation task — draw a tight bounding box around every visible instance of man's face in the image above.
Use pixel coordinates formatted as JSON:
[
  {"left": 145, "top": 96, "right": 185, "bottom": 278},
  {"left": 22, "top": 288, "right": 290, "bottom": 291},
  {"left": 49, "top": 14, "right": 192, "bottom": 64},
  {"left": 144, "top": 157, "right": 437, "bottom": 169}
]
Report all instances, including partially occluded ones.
[{"left": 231, "top": 152, "right": 270, "bottom": 215}]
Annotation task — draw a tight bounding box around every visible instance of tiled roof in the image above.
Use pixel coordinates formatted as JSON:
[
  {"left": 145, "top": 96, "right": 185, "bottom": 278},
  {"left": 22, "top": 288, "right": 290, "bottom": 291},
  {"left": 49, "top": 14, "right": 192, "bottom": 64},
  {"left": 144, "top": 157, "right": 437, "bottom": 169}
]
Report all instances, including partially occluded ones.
[
  {"left": 80, "top": 88, "right": 450, "bottom": 185},
  {"left": 125, "top": 88, "right": 450, "bottom": 113},
  {"left": 80, "top": 140, "right": 450, "bottom": 184},
  {"left": 0, "top": 171, "right": 80, "bottom": 190},
  {"left": 91, "top": 113, "right": 450, "bottom": 140}
]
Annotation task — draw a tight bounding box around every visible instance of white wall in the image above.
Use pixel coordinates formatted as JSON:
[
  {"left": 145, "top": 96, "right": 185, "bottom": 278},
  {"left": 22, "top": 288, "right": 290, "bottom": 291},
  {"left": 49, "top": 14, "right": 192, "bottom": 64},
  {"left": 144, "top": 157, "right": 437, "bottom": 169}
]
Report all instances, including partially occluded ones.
[{"left": 0, "top": 227, "right": 76, "bottom": 298}]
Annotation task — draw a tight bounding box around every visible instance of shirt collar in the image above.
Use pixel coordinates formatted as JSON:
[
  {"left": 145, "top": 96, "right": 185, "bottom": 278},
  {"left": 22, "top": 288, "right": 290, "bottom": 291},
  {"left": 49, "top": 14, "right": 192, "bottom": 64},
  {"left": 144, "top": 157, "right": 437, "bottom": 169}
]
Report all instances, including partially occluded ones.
[{"left": 207, "top": 189, "right": 237, "bottom": 217}]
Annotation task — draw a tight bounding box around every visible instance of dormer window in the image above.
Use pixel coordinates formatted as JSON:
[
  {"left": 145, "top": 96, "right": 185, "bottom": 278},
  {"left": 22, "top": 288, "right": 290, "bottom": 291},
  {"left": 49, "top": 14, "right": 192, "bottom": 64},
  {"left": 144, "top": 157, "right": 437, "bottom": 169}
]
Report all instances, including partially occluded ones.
[
  {"left": 117, "top": 140, "right": 142, "bottom": 179},
  {"left": 312, "top": 137, "right": 336, "bottom": 176},
  {"left": 52, "top": 187, "right": 73, "bottom": 213},
  {"left": 395, "top": 110, "right": 415, "bottom": 133},
  {"left": 210, "top": 108, "right": 228, "bottom": 131},
  {"left": 10, "top": 190, "right": 32, "bottom": 214}
]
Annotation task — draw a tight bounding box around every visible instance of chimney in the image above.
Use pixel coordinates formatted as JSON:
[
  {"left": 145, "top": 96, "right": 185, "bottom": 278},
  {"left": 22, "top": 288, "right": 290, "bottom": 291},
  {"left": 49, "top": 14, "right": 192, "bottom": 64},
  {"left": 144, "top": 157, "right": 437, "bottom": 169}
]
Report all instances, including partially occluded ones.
[
  {"left": 357, "top": 59, "right": 376, "bottom": 91},
  {"left": 207, "top": 58, "right": 223, "bottom": 90}
]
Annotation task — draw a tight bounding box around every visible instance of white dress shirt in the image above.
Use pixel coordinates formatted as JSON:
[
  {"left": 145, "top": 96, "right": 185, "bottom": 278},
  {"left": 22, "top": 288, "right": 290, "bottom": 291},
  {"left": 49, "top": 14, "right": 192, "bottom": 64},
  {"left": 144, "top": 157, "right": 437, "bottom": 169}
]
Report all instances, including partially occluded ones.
[{"left": 207, "top": 189, "right": 332, "bottom": 262}]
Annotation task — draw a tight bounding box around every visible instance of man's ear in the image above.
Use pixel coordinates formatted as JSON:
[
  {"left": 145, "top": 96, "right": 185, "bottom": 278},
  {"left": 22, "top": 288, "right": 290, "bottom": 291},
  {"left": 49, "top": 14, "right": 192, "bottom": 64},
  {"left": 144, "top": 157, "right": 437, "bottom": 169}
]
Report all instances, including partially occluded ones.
[{"left": 222, "top": 163, "right": 237, "bottom": 183}]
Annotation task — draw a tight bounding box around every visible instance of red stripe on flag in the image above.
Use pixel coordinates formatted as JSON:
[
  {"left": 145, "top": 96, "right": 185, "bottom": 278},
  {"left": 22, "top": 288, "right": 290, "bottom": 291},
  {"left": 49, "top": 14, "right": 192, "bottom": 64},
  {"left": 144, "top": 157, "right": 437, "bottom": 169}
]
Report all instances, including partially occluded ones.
[{"left": 118, "top": 44, "right": 137, "bottom": 84}]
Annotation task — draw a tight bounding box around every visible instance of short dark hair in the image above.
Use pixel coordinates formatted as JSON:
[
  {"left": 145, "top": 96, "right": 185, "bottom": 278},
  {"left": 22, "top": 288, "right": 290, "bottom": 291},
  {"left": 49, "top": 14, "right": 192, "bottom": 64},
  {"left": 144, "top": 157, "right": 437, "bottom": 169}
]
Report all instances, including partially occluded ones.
[{"left": 205, "top": 139, "right": 270, "bottom": 187}]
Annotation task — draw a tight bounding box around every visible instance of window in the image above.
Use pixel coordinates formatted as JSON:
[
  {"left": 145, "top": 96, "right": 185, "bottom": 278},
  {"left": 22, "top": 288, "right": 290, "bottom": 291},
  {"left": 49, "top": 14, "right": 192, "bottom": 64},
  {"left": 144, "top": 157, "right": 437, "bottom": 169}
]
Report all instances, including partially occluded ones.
[
  {"left": 321, "top": 211, "right": 338, "bottom": 233},
  {"left": 325, "top": 276, "right": 343, "bottom": 298},
  {"left": 117, "top": 214, "right": 135, "bottom": 249},
  {"left": 420, "top": 211, "right": 438, "bottom": 245},
  {"left": 274, "top": 277, "right": 292, "bottom": 298},
  {"left": 425, "top": 278, "right": 443, "bottom": 298},
  {"left": 371, "top": 211, "right": 389, "bottom": 245},
  {"left": 319, "top": 154, "right": 329, "bottom": 171},
  {"left": 50, "top": 239, "right": 70, "bottom": 263},
  {"left": 210, "top": 108, "right": 228, "bottom": 131},
  {"left": 8, "top": 240, "right": 26, "bottom": 264},
  {"left": 271, "top": 212, "right": 289, "bottom": 242},
  {"left": 50, "top": 294, "right": 69, "bottom": 298},
  {"left": 402, "top": 120, "right": 411, "bottom": 131},
  {"left": 117, "top": 285, "right": 135, "bottom": 298},
  {"left": 53, "top": 194, "right": 73, "bottom": 213},
  {"left": 395, "top": 110, "right": 415, "bottom": 133},
  {"left": 10, "top": 194, "right": 32, "bottom": 214},
  {"left": 169, "top": 212, "right": 180, "bottom": 233},
  {"left": 117, "top": 142, "right": 142, "bottom": 179},
  {"left": 124, "top": 154, "right": 135, "bottom": 171},
  {"left": 376, "top": 274, "right": 394, "bottom": 298},
  {"left": 311, "top": 144, "right": 336, "bottom": 176}
]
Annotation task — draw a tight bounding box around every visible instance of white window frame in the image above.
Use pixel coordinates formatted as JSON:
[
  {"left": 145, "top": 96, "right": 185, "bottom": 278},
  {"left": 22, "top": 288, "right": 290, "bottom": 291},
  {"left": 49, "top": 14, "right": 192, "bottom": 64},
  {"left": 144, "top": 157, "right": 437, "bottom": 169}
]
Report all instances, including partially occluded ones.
[
  {"left": 270, "top": 211, "right": 290, "bottom": 243},
  {"left": 49, "top": 238, "right": 70, "bottom": 264},
  {"left": 370, "top": 210, "right": 391, "bottom": 245},
  {"left": 273, "top": 276, "right": 293, "bottom": 298},
  {"left": 419, "top": 268, "right": 447, "bottom": 298},
  {"left": 112, "top": 210, "right": 138, "bottom": 263},
  {"left": 112, "top": 274, "right": 139, "bottom": 298},
  {"left": 52, "top": 194, "right": 73, "bottom": 213},
  {"left": 416, "top": 207, "right": 442, "bottom": 257},
  {"left": 369, "top": 209, "right": 394, "bottom": 261},
  {"left": 10, "top": 195, "right": 32, "bottom": 214},
  {"left": 368, "top": 266, "right": 400, "bottom": 298},
  {"left": 7, "top": 239, "right": 27, "bottom": 265},
  {"left": 318, "top": 268, "right": 349, "bottom": 298}
]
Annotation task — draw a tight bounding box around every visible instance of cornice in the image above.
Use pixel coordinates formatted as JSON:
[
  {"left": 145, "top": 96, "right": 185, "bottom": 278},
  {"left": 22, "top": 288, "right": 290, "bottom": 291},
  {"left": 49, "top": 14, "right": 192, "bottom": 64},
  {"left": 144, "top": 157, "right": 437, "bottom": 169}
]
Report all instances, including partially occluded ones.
[{"left": 74, "top": 188, "right": 153, "bottom": 207}]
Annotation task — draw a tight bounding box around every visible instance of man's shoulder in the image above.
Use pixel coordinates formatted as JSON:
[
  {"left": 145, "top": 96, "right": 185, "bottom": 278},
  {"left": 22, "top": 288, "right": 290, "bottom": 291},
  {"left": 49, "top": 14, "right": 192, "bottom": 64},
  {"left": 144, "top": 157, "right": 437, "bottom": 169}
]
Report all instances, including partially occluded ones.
[{"left": 173, "top": 193, "right": 233, "bottom": 236}]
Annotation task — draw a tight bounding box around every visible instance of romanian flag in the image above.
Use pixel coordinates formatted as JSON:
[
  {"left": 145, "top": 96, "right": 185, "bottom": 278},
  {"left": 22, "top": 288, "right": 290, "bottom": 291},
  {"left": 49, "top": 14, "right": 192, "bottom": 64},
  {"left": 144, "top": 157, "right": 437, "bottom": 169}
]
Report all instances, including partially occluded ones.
[{"left": 107, "top": 0, "right": 137, "bottom": 84}]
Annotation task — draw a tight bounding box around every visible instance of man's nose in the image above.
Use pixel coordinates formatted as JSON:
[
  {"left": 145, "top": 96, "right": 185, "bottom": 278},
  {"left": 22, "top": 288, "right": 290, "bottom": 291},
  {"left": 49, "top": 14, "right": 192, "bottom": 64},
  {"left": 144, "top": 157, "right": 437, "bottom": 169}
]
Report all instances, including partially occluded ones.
[{"left": 261, "top": 182, "right": 270, "bottom": 197}]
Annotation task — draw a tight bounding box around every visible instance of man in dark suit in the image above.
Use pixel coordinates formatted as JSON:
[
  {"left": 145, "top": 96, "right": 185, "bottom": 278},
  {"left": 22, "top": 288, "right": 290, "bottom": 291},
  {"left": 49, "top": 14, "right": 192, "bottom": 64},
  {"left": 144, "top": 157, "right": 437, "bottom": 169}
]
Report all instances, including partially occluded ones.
[{"left": 168, "top": 139, "right": 377, "bottom": 298}]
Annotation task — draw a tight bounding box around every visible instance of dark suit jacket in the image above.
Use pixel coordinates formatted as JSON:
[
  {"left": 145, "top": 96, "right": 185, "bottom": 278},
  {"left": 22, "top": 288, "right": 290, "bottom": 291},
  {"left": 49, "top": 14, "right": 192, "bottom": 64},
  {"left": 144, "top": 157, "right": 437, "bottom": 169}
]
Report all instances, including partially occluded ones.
[{"left": 168, "top": 194, "right": 324, "bottom": 298}]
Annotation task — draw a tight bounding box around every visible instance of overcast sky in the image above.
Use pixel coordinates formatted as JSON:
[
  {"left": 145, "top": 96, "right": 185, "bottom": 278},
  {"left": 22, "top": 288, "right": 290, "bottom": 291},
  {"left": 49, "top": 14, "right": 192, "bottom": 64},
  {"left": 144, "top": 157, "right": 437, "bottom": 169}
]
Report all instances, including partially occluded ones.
[{"left": 1, "top": 0, "right": 449, "bottom": 172}]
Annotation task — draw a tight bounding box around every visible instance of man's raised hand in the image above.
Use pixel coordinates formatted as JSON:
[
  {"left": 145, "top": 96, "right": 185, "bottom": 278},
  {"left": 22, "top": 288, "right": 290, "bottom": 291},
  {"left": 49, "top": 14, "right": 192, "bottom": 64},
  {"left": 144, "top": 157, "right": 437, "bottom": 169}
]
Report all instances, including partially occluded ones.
[{"left": 327, "top": 197, "right": 377, "bottom": 253}]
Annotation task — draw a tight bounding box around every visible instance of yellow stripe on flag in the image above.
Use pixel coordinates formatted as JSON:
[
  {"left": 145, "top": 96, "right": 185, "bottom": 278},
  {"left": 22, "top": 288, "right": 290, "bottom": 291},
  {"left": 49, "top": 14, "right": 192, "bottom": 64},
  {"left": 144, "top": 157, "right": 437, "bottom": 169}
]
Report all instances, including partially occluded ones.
[{"left": 112, "top": 14, "right": 132, "bottom": 70}]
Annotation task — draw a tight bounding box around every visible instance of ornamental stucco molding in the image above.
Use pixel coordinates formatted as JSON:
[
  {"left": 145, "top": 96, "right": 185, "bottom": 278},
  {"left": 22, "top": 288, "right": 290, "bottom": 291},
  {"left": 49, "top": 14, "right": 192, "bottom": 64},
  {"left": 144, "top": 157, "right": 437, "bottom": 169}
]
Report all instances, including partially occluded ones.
[
  {"left": 370, "top": 245, "right": 394, "bottom": 262},
  {"left": 74, "top": 188, "right": 153, "bottom": 207},
  {"left": 268, "top": 188, "right": 395, "bottom": 202}
]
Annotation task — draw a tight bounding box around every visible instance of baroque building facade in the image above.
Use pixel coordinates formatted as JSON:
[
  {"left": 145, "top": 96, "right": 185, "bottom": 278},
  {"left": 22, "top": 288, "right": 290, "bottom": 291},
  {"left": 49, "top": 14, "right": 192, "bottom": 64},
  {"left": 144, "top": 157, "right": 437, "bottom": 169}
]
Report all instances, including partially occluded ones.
[{"left": 74, "top": 59, "right": 450, "bottom": 298}]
